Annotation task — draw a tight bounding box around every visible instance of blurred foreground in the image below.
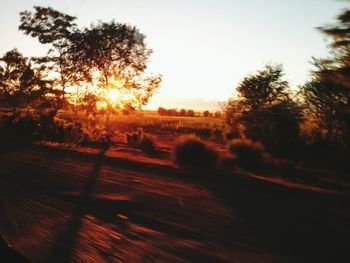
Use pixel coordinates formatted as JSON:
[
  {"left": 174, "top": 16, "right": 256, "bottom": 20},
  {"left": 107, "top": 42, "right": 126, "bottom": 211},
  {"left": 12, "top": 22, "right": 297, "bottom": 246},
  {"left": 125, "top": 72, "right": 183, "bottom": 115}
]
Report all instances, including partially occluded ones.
[{"left": 0, "top": 142, "right": 349, "bottom": 263}]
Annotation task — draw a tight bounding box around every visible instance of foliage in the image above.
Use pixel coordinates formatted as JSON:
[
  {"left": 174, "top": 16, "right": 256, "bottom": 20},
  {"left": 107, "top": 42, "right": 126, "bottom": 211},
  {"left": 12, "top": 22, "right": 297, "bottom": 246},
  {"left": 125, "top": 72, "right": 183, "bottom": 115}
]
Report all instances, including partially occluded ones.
[
  {"left": 316, "top": 9, "right": 350, "bottom": 89},
  {"left": 0, "top": 111, "right": 112, "bottom": 146},
  {"left": 237, "top": 64, "right": 289, "bottom": 108},
  {"left": 186, "top": 109, "right": 195, "bottom": 117},
  {"left": 19, "top": 6, "right": 83, "bottom": 100},
  {"left": 71, "top": 20, "right": 161, "bottom": 113},
  {"left": 300, "top": 79, "right": 349, "bottom": 149},
  {"left": 228, "top": 138, "right": 265, "bottom": 167},
  {"left": 203, "top": 110, "right": 212, "bottom": 117},
  {"left": 174, "top": 135, "right": 219, "bottom": 169},
  {"left": 214, "top": 111, "right": 222, "bottom": 118},
  {"left": 223, "top": 64, "right": 302, "bottom": 150},
  {"left": 157, "top": 107, "right": 197, "bottom": 117},
  {"left": 19, "top": 6, "right": 161, "bottom": 119},
  {"left": 126, "top": 127, "right": 157, "bottom": 155},
  {"left": 300, "top": 8, "right": 350, "bottom": 150},
  {"left": 244, "top": 99, "right": 302, "bottom": 149},
  {"left": 138, "top": 136, "right": 157, "bottom": 155},
  {"left": 0, "top": 49, "right": 60, "bottom": 115},
  {"left": 179, "top": 108, "right": 187, "bottom": 116},
  {"left": 126, "top": 127, "right": 144, "bottom": 144}
]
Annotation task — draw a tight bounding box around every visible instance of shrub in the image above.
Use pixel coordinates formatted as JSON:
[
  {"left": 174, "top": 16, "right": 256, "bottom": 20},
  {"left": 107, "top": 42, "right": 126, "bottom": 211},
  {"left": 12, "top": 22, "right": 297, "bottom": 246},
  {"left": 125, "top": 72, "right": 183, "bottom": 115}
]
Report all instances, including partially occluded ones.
[
  {"left": 126, "top": 128, "right": 157, "bottom": 155},
  {"left": 0, "top": 112, "right": 113, "bottom": 146},
  {"left": 228, "top": 138, "right": 265, "bottom": 167},
  {"left": 219, "top": 154, "right": 237, "bottom": 170},
  {"left": 174, "top": 135, "right": 219, "bottom": 169},
  {"left": 82, "top": 127, "right": 112, "bottom": 146},
  {"left": 138, "top": 136, "right": 157, "bottom": 155},
  {"left": 12, "top": 114, "right": 39, "bottom": 136},
  {"left": 125, "top": 127, "right": 144, "bottom": 145}
]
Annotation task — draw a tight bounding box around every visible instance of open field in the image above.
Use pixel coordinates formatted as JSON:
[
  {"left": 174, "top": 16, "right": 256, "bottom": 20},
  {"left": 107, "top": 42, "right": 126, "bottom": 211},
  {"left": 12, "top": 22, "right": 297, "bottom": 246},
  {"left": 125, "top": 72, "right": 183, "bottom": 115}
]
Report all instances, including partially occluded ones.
[
  {"left": 58, "top": 110, "right": 224, "bottom": 137},
  {"left": 1, "top": 136, "right": 349, "bottom": 263}
]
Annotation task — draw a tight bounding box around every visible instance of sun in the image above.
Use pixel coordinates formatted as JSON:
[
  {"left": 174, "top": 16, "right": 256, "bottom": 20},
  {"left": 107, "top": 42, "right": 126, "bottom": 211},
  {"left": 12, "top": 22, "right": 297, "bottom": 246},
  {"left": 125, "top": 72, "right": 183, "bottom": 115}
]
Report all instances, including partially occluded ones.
[{"left": 107, "top": 89, "right": 120, "bottom": 105}]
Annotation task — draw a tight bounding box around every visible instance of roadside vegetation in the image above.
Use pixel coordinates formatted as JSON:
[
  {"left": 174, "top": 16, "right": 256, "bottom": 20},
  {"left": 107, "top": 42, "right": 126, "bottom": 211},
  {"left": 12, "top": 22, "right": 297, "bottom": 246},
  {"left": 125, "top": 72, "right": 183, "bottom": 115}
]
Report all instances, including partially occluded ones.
[{"left": 0, "top": 6, "right": 349, "bottom": 174}]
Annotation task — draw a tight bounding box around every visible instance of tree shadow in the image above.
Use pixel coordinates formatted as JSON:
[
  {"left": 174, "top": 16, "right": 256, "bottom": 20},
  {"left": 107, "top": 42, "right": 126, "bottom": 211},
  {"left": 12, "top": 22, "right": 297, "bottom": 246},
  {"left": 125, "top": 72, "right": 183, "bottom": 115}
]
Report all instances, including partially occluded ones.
[{"left": 49, "top": 146, "right": 137, "bottom": 262}]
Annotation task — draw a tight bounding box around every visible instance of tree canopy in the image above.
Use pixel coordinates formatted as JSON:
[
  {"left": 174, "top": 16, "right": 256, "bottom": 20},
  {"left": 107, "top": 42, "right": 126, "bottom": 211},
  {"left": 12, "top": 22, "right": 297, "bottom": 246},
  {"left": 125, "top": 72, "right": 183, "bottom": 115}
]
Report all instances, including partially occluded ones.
[
  {"left": 300, "top": 8, "right": 350, "bottom": 149},
  {"left": 0, "top": 49, "right": 58, "bottom": 114},
  {"left": 18, "top": 6, "right": 161, "bottom": 114},
  {"left": 224, "top": 64, "right": 302, "bottom": 149}
]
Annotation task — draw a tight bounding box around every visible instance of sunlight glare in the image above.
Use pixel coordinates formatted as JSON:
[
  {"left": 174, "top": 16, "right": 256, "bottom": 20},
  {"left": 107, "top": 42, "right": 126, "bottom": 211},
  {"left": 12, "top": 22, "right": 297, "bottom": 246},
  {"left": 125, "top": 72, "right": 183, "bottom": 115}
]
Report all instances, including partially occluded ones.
[{"left": 108, "top": 89, "right": 120, "bottom": 104}]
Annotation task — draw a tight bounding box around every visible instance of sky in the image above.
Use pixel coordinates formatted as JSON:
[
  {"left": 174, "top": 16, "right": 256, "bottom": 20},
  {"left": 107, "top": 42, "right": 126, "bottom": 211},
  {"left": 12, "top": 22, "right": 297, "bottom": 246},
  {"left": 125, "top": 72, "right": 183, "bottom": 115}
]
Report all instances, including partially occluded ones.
[{"left": 0, "top": 0, "right": 348, "bottom": 110}]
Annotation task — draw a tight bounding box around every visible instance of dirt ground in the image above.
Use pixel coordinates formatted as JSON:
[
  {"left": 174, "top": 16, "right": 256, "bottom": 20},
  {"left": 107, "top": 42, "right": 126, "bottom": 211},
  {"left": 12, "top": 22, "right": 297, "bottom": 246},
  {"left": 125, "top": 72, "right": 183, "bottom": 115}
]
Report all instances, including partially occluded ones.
[{"left": 0, "top": 140, "right": 349, "bottom": 262}]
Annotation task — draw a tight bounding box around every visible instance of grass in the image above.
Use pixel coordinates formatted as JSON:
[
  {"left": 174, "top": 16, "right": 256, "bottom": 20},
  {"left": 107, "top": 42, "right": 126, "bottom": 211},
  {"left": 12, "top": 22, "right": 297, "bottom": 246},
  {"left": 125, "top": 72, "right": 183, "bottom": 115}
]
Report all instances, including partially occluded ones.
[{"left": 58, "top": 110, "right": 224, "bottom": 137}]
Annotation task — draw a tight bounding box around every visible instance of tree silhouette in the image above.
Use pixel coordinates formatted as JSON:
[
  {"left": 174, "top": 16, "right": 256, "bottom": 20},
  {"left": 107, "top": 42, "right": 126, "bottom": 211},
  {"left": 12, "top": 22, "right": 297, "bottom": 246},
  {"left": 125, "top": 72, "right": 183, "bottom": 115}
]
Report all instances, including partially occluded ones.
[
  {"left": 0, "top": 49, "right": 58, "bottom": 115},
  {"left": 224, "top": 64, "right": 302, "bottom": 149},
  {"left": 73, "top": 21, "right": 161, "bottom": 113},
  {"left": 179, "top": 108, "right": 187, "bottom": 116},
  {"left": 203, "top": 110, "right": 210, "bottom": 117},
  {"left": 300, "top": 8, "right": 350, "bottom": 149},
  {"left": 301, "top": 79, "right": 349, "bottom": 148},
  {"left": 316, "top": 8, "right": 350, "bottom": 88},
  {"left": 19, "top": 6, "right": 161, "bottom": 119},
  {"left": 157, "top": 107, "right": 167, "bottom": 116},
  {"left": 186, "top": 109, "right": 195, "bottom": 117},
  {"left": 19, "top": 7, "right": 83, "bottom": 103}
]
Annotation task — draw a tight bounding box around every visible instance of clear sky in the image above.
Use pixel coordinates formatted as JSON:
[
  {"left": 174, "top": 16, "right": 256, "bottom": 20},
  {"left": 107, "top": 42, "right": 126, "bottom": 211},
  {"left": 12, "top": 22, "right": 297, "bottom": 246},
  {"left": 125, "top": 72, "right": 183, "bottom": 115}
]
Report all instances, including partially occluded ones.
[{"left": 0, "top": 0, "right": 348, "bottom": 110}]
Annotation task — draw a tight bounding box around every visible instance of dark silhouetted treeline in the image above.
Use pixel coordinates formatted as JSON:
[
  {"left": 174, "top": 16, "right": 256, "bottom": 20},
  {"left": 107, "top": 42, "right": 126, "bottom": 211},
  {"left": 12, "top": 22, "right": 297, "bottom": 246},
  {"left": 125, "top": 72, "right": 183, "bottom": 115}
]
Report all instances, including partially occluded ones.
[
  {"left": 157, "top": 107, "right": 221, "bottom": 118},
  {"left": 157, "top": 107, "right": 196, "bottom": 117},
  {"left": 222, "top": 8, "right": 350, "bottom": 169}
]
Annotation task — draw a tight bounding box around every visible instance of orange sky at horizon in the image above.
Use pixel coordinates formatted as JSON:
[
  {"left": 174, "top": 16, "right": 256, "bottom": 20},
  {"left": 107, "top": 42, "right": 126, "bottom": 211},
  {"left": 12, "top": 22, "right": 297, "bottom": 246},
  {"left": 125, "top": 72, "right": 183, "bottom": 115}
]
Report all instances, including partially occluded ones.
[{"left": 0, "top": 0, "right": 348, "bottom": 110}]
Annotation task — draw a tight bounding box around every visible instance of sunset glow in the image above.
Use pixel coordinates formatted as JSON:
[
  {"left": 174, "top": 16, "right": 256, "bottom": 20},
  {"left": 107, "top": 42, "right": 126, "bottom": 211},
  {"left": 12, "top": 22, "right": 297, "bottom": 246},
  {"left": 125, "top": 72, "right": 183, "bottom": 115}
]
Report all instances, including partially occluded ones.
[
  {"left": 0, "top": 2, "right": 349, "bottom": 263},
  {"left": 107, "top": 89, "right": 121, "bottom": 105},
  {"left": 1, "top": 0, "right": 348, "bottom": 110}
]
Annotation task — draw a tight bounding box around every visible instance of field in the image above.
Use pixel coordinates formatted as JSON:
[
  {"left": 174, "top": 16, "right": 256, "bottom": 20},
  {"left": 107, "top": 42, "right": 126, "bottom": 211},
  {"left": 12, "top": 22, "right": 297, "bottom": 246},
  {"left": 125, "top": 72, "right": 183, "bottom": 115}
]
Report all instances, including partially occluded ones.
[
  {"left": 0, "top": 112, "right": 350, "bottom": 263},
  {"left": 59, "top": 110, "right": 224, "bottom": 137}
]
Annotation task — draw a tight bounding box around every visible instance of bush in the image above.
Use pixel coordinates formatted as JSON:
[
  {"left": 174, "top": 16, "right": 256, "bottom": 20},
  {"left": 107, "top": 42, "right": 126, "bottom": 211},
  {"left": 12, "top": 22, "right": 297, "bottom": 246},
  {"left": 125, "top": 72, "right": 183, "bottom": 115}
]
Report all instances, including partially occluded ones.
[
  {"left": 228, "top": 138, "right": 265, "bottom": 167},
  {"left": 125, "top": 127, "right": 144, "bottom": 145},
  {"left": 174, "top": 135, "right": 219, "bottom": 169},
  {"left": 12, "top": 114, "right": 39, "bottom": 136},
  {"left": 126, "top": 128, "right": 157, "bottom": 155},
  {"left": 219, "top": 155, "right": 237, "bottom": 170},
  {"left": 138, "top": 136, "right": 157, "bottom": 155},
  {"left": 82, "top": 127, "right": 113, "bottom": 146}
]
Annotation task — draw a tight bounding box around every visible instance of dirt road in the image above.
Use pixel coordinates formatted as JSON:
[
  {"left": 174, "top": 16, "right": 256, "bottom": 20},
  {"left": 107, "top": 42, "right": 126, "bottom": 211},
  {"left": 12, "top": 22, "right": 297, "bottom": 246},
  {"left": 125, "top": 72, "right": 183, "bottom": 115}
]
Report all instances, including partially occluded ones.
[{"left": 0, "top": 144, "right": 349, "bottom": 262}]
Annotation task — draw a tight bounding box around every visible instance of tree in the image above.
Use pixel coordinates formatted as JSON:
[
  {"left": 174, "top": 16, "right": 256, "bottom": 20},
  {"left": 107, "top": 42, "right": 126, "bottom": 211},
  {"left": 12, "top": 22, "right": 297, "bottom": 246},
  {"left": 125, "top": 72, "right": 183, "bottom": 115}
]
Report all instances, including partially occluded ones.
[
  {"left": 214, "top": 111, "right": 221, "bottom": 118},
  {"left": 179, "top": 108, "right": 187, "bottom": 116},
  {"left": 315, "top": 9, "right": 350, "bottom": 88},
  {"left": 0, "top": 49, "right": 58, "bottom": 115},
  {"left": 300, "top": 8, "right": 350, "bottom": 149},
  {"left": 167, "top": 108, "right": 178, "bottom": 116},
  {"left": 158, "top": 107, "right": 167, "bottom": 116},
  {"left": 224, "top": 64, "right": 302, "bottom": 149},
  {"left": 72, "top": 21, "right": 161, "bottom": 114},
  {"left": 19, "top": 6, "right": 83, "bottom": 103},
  {"left": 187, "top": 109, "right": 195, "bottom": 117},
  {"left": 203, "top": 110, "right": 210, "bottom": 117},
  {"left": 237, "top": 64, "right": 289, "bottom": 110},
  {"left": 301, "top": 79, "right": 349, "bottom": 147},
  {"left": 19, "top": 6, "right": 161, "bottom": 119}
]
